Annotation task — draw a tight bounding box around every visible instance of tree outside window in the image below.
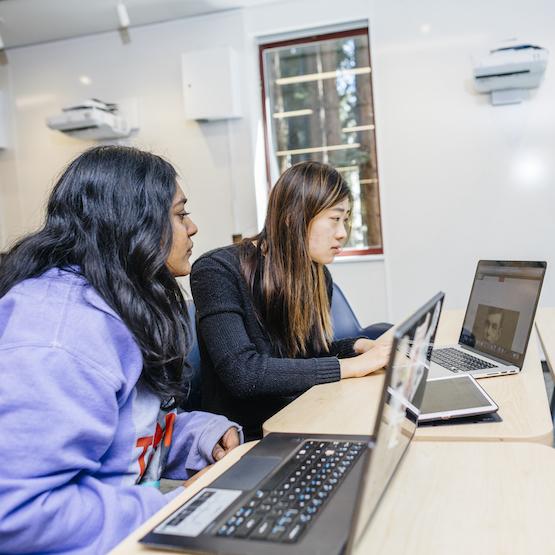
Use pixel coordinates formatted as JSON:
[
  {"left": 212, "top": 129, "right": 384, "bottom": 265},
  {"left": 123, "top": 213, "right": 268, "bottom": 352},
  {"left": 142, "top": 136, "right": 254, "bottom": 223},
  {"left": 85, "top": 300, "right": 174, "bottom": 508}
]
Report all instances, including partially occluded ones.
[{"left": 260, "top": 27, "right": 383, "bottom": 255}]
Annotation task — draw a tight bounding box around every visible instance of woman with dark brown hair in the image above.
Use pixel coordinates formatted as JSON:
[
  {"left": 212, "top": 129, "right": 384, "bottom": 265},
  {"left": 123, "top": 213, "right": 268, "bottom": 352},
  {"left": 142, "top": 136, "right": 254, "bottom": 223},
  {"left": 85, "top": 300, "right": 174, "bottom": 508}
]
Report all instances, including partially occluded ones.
[{"left": 190, "top": 161, "right": 392, "bottom": 440}]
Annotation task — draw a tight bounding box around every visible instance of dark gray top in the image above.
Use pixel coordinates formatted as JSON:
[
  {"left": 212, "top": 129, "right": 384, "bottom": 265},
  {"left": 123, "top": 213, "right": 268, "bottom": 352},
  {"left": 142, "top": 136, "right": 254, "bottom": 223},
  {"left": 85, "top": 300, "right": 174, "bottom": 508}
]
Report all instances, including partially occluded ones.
[{"left": 190, "top": 243, "right": 358, "bottom": 440}]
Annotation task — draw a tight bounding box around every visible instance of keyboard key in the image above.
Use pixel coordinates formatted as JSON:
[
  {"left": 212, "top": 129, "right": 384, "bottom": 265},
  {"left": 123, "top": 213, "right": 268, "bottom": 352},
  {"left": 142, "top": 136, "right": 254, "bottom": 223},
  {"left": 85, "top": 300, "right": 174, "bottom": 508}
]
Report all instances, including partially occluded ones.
[
  {"left": 284, "top": 522, "right": 306, "bottom": 543},
  {"left": 276, "top": 516, "right": 293, "bottom": 527},
  {"left": 267, "top": 525, "right": 286, "bottom": 541},
  {"left": 250, "top": 519, "right": 274, "bottom": 540},
  {"left": 299, "top": 512, "right": 312, "bottom": 523},
  {"left": 233, "top": 516, "right": 261, "bottom": 539}
]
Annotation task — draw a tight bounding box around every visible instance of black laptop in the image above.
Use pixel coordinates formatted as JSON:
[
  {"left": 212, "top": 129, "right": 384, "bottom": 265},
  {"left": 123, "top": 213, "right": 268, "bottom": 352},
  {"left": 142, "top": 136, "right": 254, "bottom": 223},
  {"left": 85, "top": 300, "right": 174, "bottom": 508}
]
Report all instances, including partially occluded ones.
[{"left": 140, "top": 292, "right": 445, "bottom": 554}]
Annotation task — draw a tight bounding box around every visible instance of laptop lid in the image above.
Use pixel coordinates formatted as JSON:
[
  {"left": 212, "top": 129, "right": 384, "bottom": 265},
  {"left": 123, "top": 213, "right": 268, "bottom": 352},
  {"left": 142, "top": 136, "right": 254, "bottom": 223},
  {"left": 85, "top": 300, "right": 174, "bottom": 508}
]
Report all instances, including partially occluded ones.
[
  {"left": 458, "top": 260, "right": 546, "bottom": 368},
  {"left": 345, "top": 292, "right": 445, "bottom": 553}
]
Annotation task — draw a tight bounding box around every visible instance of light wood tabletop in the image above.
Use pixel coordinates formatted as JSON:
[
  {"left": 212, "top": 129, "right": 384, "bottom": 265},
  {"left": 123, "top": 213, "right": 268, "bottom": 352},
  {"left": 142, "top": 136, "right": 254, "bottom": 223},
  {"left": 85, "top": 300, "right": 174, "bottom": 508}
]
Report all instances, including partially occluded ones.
[
  {"left": 264, "top": 310, "right": 553, "bottom": 444},
  {"left": 359, "top": 441, "right": 555, "bottom": 555},
  {"left": 111, "top": 441, "right": 555, "bottom": 555}
]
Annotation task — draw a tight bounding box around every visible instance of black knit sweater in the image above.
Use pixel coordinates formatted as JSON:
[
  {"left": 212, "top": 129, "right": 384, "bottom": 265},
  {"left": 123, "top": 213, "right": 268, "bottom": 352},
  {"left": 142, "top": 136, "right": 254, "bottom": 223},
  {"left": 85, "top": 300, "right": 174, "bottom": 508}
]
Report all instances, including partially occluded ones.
[{"left": 190, "top": 244, "right": 359, "bottom": 440}]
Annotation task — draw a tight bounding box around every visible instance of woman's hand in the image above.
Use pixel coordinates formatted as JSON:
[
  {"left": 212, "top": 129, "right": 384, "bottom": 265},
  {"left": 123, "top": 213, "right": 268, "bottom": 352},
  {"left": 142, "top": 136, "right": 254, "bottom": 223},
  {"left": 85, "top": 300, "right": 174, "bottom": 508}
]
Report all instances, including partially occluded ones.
[
  {"left": 340, "top": 334, "right": 394, "bottom": 379},
  {"left": 182, "top": 427, "right": 240, "bottom": 488},
  {"left": 353, "top": 338, "right": 375, "bottom": 354},
  {"left": 212, "top": 427, "right": 241, "bottom": 462},
  {"left": 353, "top": 325, "right": 398, "bottom": 355}
]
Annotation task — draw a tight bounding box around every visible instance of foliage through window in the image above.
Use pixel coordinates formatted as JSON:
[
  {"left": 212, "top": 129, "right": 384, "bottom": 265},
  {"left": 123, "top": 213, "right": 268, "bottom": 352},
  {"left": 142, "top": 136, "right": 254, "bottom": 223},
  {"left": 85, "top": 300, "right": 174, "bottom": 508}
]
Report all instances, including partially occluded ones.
[{"left": 259, "top": 27, "right": 383, "bottom": 255}]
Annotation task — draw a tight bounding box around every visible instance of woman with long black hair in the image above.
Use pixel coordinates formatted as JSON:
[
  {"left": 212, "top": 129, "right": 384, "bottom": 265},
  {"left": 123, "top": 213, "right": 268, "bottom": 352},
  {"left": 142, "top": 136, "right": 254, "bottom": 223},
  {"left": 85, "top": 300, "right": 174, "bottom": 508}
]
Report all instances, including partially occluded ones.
[
  {"left": 0, "top": 146, "right": 241, "bottom": 554},
  {"left": 191, "top": 161, "right": 392, "bottom": 441}
]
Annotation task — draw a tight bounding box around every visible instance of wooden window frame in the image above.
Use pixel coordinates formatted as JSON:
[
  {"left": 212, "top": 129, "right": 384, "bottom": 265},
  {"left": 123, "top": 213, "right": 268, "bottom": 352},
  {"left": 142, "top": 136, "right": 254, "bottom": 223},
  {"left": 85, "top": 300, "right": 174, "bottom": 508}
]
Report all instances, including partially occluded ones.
[{"left": 258, "top": 27, "right": 384, "bottom": 257}]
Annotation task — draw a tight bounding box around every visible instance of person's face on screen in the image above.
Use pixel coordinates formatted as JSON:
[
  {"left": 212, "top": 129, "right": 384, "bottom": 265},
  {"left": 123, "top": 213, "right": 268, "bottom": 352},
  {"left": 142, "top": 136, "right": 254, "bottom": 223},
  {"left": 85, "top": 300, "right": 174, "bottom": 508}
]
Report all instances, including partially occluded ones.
[
  {"left": 307, "top": 198, "right": 350, "bottom": 264},
  {"left": 484, "top": 312, "right": 503, "bottom": 343},
  {"left": 166, "top": 185, "right": 198, "bottom": 277}
]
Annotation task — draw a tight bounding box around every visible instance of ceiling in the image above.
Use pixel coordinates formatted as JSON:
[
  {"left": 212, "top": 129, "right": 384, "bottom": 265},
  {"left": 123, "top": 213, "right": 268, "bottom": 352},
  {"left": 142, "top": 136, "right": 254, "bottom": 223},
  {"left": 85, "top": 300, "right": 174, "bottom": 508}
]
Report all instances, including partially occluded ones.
[{"left": 0, "top": 0, "right": 279, "bottom": 49}]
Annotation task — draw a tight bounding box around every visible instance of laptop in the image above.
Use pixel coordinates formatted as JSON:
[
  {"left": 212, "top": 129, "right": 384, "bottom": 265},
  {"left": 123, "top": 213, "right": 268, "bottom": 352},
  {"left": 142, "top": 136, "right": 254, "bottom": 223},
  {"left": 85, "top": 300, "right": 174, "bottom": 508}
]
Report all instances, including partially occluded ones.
[
  {"left": 140, "top": 292, "right": 445, "bottom": 555},
  {"left": 430, "top": 260, "right": 546, "bottom": 379}
]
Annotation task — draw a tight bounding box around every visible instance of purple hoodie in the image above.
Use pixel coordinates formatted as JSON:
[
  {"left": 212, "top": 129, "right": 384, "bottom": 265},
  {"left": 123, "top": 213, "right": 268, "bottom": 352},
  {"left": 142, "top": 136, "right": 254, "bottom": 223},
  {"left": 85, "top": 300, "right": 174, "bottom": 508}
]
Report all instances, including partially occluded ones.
[{"left": 0, "top": 268, "right": 241, "bottom": 554}]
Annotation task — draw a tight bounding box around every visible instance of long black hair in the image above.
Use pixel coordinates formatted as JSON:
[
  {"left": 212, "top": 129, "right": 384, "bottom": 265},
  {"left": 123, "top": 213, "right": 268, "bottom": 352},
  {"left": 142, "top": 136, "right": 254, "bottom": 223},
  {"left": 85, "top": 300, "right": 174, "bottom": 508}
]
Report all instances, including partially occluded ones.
[
  {"left": 0, "top": 145, "right": 191, "bottom": 404},
  {"left": 240, "top": 161, "right": 352, "bottom": 357}
]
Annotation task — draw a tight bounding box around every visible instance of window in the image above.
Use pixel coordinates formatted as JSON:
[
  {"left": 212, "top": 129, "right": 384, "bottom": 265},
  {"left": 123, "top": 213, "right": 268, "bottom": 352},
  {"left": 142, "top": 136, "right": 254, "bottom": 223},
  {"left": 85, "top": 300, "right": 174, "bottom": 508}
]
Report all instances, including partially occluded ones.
[{"left": 259, "top": 27, "right": 383, "bottom": 255}]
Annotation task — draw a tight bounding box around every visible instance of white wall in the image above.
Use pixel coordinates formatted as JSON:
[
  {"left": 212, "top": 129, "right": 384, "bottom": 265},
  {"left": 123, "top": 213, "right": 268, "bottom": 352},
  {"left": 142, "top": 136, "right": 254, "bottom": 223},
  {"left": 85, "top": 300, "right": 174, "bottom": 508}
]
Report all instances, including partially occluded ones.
[
  {"left": 369, "top": 0, "right": 555, "bottom": 320},
  {"left": 0, "top": 63, "right": 19, "bottom": 249},
  {"left": 0, "top": 10, "right": 257, "bottom": 273},
  {"left": 243, "top": 0, "right": 555, "bottom": 323},
  {"left": 0, "top": 0, "right": 554, "bottom": 326},
  {"left": 242, "top": 0, "right": 555, "bottom": 322}
]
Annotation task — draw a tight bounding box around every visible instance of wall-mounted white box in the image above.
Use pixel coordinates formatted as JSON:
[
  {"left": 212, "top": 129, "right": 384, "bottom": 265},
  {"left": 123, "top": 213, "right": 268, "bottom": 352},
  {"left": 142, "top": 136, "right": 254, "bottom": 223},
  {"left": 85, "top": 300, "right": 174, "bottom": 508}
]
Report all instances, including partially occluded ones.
[{"left": 182, "top": 46, "right": 242, "bottom": 121}]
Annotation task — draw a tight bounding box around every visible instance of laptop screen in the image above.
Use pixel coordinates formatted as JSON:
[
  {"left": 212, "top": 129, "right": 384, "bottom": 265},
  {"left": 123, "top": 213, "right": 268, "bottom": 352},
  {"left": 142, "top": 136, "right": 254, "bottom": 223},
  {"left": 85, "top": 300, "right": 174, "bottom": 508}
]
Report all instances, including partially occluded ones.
[
  {"left": 459, "top": 260, "right": 546, "bottom": 367},
  {"left": 348, "top": 293, "right": 444, "bottom": 549}
]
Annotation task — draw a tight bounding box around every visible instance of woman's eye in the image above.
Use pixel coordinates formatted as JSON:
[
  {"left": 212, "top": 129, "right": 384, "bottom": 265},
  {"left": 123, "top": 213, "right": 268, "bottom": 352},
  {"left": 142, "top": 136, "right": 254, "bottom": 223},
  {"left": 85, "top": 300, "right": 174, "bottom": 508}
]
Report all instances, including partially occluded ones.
[
  {"left": 178, "top": 211, "right": 190, "bottom": 221},
  {"left": 331, "top": 217, "right": 341, "bottom": 222}
]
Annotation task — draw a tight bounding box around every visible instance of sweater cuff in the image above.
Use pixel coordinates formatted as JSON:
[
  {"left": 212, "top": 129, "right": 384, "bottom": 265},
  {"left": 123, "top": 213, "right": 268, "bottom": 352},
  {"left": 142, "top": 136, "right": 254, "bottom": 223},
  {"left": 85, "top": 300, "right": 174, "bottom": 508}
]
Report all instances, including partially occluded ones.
[
  {"left": 333, "top": 336, "right": 365, "bottom": 359},
  {"left": 315, "top": 357, "right": 341, "bottom": 384},
  {"left": 198, "top": 416, "right": 244, "bottom": 464}
]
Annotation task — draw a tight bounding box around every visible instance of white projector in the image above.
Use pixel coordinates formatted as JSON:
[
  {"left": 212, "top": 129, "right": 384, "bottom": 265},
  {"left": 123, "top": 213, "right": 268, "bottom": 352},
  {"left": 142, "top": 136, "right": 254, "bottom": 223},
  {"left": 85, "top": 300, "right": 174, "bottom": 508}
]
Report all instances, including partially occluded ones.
[
  {"left": 47, "top": 99, "right": 132, "bottom": 140},
  {"left": 473, "top": 44, "right": 548, "bottom": 105}
]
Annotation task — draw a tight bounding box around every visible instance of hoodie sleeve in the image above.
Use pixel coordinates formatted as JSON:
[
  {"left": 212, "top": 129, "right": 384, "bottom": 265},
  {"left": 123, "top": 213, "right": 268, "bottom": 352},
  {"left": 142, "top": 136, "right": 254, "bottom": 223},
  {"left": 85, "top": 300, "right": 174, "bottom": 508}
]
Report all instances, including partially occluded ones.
[
  {"left": 0, "top": 345, "right": 172, "bottom": 555},
  {"left": 163, "top": 411, "right": 244, "bottom": 480}
]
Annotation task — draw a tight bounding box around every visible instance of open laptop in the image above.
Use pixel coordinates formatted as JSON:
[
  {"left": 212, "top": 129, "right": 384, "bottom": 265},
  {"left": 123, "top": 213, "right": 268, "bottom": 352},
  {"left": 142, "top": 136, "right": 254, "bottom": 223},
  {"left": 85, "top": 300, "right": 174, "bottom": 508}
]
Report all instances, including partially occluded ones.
[
  {"left": 430, "top": 260, "right": 546, "bottom": 379},
  {"left": 140, "top": 292, "right": 445, "bottom": 555}
]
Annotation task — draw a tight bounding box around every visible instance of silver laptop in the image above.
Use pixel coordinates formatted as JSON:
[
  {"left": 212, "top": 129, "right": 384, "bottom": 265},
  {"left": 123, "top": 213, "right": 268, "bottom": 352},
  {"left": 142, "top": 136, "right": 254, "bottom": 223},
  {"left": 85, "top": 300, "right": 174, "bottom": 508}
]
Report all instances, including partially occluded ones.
[
  {"left": 430, "top": 260, "right": 546, "bottom": 379},
  {"left": 140, "top": 293, "right": 444, "bottom": 555}
]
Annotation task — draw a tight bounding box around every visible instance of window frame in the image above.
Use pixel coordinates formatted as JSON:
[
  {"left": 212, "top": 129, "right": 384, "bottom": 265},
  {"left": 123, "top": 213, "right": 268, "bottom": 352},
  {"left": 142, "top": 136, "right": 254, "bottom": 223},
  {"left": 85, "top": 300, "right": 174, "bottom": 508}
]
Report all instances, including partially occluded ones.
[{"left": 258, "top": 26, "right": 384, "bottom": 257}]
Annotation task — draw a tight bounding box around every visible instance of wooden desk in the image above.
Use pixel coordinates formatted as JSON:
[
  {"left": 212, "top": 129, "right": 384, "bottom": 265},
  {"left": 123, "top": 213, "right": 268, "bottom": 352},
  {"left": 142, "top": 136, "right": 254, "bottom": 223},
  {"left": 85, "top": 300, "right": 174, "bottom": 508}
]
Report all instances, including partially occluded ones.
[
  {"left": 264, "top": 310, "right": 553, "bottom": 445},
  {"left": 360, "top": 442, "right": 555, "bottom": 554},
  {"left": 111, "top": 442, "right": 555, "bottom": 555}
]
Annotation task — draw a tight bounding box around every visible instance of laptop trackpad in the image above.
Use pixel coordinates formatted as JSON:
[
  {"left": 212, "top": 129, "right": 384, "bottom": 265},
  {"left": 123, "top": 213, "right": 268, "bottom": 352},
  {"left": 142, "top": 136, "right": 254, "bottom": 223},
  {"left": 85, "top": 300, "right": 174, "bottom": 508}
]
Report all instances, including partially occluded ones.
[{"left": 211, "top": 456, "right": 282, "bottom": 490}]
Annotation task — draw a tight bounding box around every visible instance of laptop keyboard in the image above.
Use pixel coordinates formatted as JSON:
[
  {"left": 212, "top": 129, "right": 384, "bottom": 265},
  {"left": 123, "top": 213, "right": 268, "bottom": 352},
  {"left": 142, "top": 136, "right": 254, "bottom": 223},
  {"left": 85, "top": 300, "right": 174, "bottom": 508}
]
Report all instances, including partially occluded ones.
[
  {"left": 215, "top": 440, "right": 366, "bottom": 543},
  {"left": 432, "top": 347, "right": 496, "bottom": 372}
]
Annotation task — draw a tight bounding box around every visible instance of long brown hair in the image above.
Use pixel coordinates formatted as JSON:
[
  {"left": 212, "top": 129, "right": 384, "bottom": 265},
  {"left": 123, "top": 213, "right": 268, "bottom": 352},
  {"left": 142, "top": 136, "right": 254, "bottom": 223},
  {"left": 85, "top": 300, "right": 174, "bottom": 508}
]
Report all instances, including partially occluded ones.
[{"left": 240, "top": 161, "right": 351, "bottom": 357}]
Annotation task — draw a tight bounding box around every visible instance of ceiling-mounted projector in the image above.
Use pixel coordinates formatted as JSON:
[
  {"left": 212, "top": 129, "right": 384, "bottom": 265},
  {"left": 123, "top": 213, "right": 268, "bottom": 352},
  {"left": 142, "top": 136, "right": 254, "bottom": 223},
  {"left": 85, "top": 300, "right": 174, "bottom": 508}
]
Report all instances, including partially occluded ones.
[
  {"left": 47, "top": 99, "right": 134, "bottom": 140},
  {"left": 473, "top": 43, "right": 548, "bottom": 105}
]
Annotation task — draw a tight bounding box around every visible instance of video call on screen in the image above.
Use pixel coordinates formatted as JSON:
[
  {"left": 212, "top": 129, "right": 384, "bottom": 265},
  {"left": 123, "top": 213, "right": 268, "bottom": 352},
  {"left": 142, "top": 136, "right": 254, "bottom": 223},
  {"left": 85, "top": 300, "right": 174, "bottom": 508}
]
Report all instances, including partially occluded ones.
[{"left": 460, "top": 262, "right": 545, "bottom": 366}]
